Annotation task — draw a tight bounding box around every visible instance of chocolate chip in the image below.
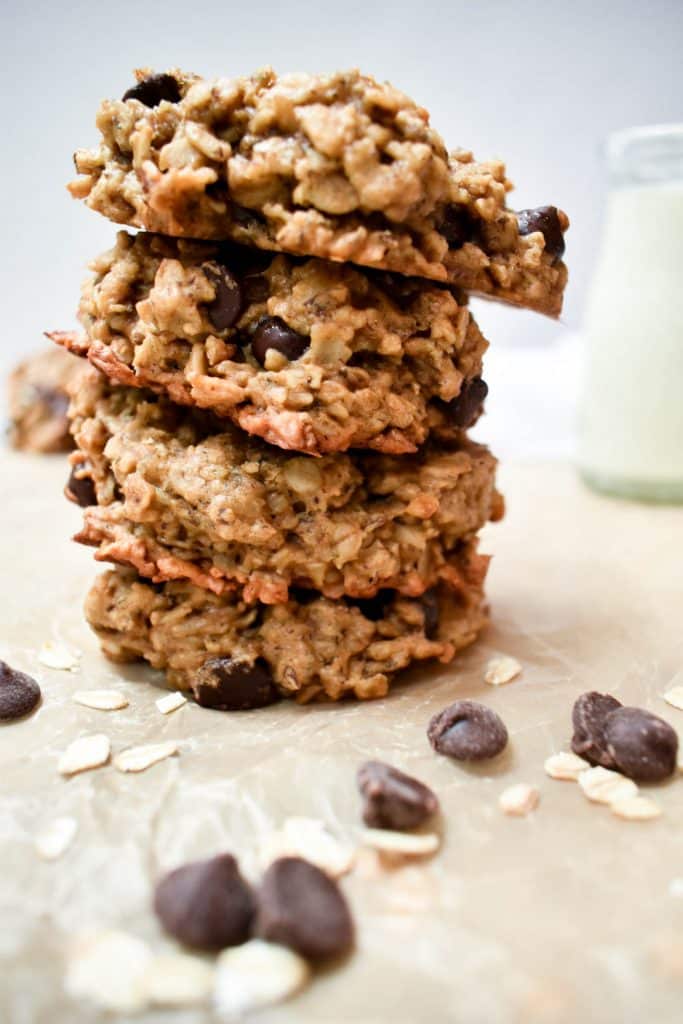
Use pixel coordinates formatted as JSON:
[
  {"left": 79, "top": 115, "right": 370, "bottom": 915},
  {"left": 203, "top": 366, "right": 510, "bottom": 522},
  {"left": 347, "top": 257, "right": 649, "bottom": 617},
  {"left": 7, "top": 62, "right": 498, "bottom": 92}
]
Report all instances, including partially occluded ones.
[
  {"left": 255, "top": 857, "right": 354, "bottom": 961},
  {"left": 242, "top": 274, "right": 270, "bottom": 304},
  {"left": 122, "top": 72, "right": 181, "bottom": 107},
  {"left": 0, "top": 660, "right": 41, "bottom": 721},
  {"left": 449, "top": 377, "right": 488, "bottom": 428},
  {"left": 517, "top": 206, "right": 565, "bottom": 263},
  {"left": 428, "top": 700, "right": 508, "bottom": 761},
  {"left": 35, "top": 385, "right": 69, "bottom": 418},
  {"left": 65, "top": 467, "right": 96, "bottom": 508},
  {"left": 204, "top": 263, "right": 243, "bottom": 331},
  {"left": 420, "top": 589, "right": 439, "bottom": 639},
  {"left": 191, "top": 657, "right": 280, "bottom": 711},
  {"left": 357, "top": 761, "right": 439, "bottom": 830},
  {"left": 251, "top": 317, "right": 309, "bottom": 366},
  {"left": 439, "top": 205, "right": 475, "bottom": 248},
  {"left": 604, "top": 707, "right": 678, "bottom": 782},
  {"left": 571, "top": 691, "right": 622, "bottom": 768},
  {"left": 154, "top": 853, "right": 255, "bottom": 951},
  {"left": 348, "top": 590, "right": 393, "bottom": 622}
]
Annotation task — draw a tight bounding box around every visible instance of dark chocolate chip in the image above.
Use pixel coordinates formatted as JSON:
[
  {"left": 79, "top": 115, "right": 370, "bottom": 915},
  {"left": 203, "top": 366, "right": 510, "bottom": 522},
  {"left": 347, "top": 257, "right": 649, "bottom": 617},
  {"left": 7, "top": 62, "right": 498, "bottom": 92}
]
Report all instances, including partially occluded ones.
[
  {"left": 349, "top": 590, "right": 393, "bottom": 622},
  {"left": 571, "top": 691, "right": 622, "bottom": 768},
  {"left": 255, "top": 857, "right": 354, "bottom": 961},
  {"left": 517, "top": 206, "right": 566, "bottom": 263},
  {"left": 204, "top": 263, "right": 244, "bottom": 331},
  {"left": 122, "top": 72, "right": 181, "bottom": 107},
  {"left": 357, "top": 761, "right": 439, "bottom": 830},
  {"left": 428, "top": 699, "right": 508, "bottom": 761},
  {"left": 0, "top": 660, "right": 41, "bottom": 721},
  {"left": 65, "top": 467, "right": 96, "bottom": 508},
  {"left": 604, "top": 707, "right": 678, "bottom": 782},
  {"left": 232, "top": 204, "right": 267, "bottom": 228},
  {"left": 35, "top": 385, "right": 69, "bottom": 418},
  {"left": 191, "top": 657, "right": 280, "bottom": 711},
  {"left": 154, "top": 853, "right": 255, "bottom": 951},
  {"left": 439, "top": 205, "right": 475, "bottom": 248},
  {"left": 449, "top": 377, "right": 488, "bottom": 428},
  {"left": 251, "top": 317, "right": 309, "bottom": 366},
  {"left": 420, "top": 589, "right": 439, "bottom": 639},
  {"left": 242, "top": 273, "right": 270, "bottom": 304}
]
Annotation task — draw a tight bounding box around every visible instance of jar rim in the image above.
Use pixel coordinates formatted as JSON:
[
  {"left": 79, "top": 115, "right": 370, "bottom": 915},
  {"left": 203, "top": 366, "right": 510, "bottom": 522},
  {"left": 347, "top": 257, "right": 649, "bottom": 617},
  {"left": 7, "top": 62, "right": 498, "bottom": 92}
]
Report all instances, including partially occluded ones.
[{"left": 604, "top": 124, "right": 683, "bottom": 184}]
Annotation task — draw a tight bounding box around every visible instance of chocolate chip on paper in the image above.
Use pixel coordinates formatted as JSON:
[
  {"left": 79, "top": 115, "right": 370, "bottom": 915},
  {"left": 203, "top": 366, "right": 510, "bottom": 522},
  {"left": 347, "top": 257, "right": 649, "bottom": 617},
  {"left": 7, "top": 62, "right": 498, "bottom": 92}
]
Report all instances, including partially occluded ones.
[
  {"left": 154, "top": 853, "right": 255, "bottom": 951},
  {"left": 428, "top": 699, "right": 508, "bottom": 761},
  {"left": 255, "top": 857, "right": 354, "bottom": 961},
  {"left": 604, "top": 707, "right": 678, "bottom": 782},
  {"left": 357, "top": 761, "right": 439, "bottom": 831},
  {"left": 571, "top": 691, "right": 622, "bottom": 768},
  {"left": 0, "top": 660, "right": 41, "bottom": 720}
]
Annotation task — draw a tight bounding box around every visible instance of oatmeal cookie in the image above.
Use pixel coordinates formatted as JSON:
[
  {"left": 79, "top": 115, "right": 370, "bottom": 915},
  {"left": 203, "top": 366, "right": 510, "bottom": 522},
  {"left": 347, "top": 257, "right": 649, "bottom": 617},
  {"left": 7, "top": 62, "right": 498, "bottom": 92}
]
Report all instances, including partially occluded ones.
[
  {"left": 85, "top": 541, "right": 489, "bottom": 702},
  {"left": 51, "top": 230, "right": 487, "bottom": 455},
  {"left": 69, "top": 68, "right": 568, "bottom": 315},
  {"left": 67, "top": 370, "right": 502, "bottom": 604},
  {"left": 7, "top": 347, "right": 80, "bottom": 453}
]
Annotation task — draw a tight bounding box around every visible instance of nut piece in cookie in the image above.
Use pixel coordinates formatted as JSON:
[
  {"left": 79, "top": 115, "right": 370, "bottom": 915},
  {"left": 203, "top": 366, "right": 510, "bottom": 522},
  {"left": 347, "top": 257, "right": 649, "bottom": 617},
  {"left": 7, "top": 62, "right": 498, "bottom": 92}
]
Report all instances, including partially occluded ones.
[
  {"left": 154, "top": 853, "right": 255, "bottom": 950},
  {"left": 255, "top": 857, "right": 354, "bottom": 961},
  {"left": 428, "top": 699, "right": 508, "bottom": 761},
  {"left": 357, "top": 761, "right": 439, "bottom": 830}
]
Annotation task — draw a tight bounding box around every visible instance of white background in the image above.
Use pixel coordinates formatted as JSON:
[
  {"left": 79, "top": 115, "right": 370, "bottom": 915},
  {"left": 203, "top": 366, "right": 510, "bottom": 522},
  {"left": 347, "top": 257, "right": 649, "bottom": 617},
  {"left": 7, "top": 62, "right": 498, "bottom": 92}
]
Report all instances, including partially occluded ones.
[{"left": 1, "top": 0, "right": 681, "bottom": 455}]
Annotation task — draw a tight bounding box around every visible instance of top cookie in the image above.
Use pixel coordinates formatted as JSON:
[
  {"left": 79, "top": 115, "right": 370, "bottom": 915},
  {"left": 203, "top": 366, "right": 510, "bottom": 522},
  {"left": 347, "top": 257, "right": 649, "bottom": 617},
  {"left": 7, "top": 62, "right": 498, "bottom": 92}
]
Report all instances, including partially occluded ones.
[{"left": 69, "top": 67, "right": 569, "bottom": 315}]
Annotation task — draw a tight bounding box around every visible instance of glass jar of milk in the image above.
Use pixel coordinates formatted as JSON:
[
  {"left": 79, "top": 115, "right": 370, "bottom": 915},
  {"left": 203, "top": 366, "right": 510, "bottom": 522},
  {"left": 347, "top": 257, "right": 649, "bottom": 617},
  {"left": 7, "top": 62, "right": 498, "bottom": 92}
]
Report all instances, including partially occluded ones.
[{"left": 578, "top": 124, "right": 683, "bottom": 502}]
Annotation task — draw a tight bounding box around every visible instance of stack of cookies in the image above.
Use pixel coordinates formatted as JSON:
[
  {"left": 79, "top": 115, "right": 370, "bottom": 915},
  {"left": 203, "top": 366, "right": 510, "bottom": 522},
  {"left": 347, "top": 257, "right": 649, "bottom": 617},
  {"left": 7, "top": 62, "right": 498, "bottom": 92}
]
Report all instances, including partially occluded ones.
[{"left": 51, "top": 68, "right": 568, "bottom": 706}]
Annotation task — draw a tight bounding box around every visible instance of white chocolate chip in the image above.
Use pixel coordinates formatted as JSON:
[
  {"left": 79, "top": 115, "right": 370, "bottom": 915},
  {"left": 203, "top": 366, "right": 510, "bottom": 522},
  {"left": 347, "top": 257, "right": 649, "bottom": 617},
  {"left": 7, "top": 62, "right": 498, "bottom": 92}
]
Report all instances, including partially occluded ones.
[
  {"left": 73, "top": 690, "right": 129, "bottom": 711},
  {"left": 499, "top": 783, "right": 540, "bottom": 817},
  {"left": 142, "top": 953, "right": 214, "bottom": 1007},
  {"left": 213, "top": 940, "right": 309, "bottom": 1016},
  {"left": 663, "top": 686, "right": 683, "bottom": 711},
  {"left": 484, "top": 655, "right": 522, "bottom": 686},
  {"left": 611, "top": 795, "right": 662, "bottom": 821},
  {"left": 358, "top": 828, "right": 440, "bottom": 856},
  {"left": 65, "top": 930, "right": 152, "bottom": 1013},
  {"left": 156, "top": 691, "right": 187, "bottom": 715},
  {"left": 58, "top": 734, "right": 111, "bottom": 776},
  {"left": 544, "top": 751, "right": 590, "bottom": 781},
  {"left": 260, "top": 817, "right": 356, "bottom": 878},
  {"left": 39, "top": 641, "right": 80, "bottom": 671},
  {"left": 578, "top": 766, "right": 638, "bottom": 805},
  {"left": 35, "top": 816, "right": 78, "bottom": 859},
  {"left": 113, "top": 741, "right": 178, "bottom": 774}
]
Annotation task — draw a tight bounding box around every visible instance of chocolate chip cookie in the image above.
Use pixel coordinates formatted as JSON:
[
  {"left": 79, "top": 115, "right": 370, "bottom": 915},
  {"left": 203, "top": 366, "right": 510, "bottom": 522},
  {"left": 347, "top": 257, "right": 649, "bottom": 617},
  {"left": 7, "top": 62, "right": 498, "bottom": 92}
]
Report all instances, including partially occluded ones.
[
  {"left": 69, "top": 67, "right": 568, "bottom": 314},
  {"left": 7, "top": 347, "right": 80, "bottom": 453},
  {"left": 51, "top": 229, "right": 488, "bottom": 455},
  {"left": 67, "top": 369, "right": 502, "bottom": 604},
  {"left": 84, "top": 539, "right": 490, "bottom": 702}
]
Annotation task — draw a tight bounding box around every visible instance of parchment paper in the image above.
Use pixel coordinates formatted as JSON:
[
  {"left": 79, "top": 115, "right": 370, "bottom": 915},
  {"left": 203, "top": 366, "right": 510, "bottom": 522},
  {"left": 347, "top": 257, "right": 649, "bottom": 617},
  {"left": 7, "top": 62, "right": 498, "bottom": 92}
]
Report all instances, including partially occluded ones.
[{"left": 2, "top": 450, "right": 683, "bottom": 1024}]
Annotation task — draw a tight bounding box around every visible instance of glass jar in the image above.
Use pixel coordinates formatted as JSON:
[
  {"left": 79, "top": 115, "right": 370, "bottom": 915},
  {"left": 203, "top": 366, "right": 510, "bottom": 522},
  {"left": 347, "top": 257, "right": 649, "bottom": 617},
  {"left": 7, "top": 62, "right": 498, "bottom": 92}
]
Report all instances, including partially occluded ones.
[{"left": 578, "top": 124, "right": 683, "bottom": 502}]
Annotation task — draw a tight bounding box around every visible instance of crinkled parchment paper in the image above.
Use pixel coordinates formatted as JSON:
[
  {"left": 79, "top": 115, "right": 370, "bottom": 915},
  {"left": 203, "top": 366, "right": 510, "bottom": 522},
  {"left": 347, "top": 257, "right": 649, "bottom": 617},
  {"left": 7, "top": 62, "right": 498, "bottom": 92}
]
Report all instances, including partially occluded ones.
[{"left": 1, "top": 450, "right": 683, "bottom": 1024}]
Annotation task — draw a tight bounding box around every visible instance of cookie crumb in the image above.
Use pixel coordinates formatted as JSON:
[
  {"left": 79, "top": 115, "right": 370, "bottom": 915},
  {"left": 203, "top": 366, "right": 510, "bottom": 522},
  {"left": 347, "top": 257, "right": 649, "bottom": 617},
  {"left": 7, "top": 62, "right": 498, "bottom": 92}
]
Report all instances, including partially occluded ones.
[
  {"left": 499, "top": 783, "right": 540, "bottom": 817},
  {"left": 610, "top": 795, "right": 662, "bottom": 821},
  {"left": 359, "top": 828, "right": 440, "bottom": 857},
  {"left": 65, "top": 929, "right": 152, "bottom": 1013},
  {"left": 213, "top": 940, "right": 310, "bottom": 1016},
  {"left": 38, "top": 641, "right": 80, "bottom": 671},
  {"left": 156, "top": 691, "right": 187, "bottom": 714},
  {"left": 544, "top": 751, "right": 589, "bottom": 780},
  {"left": 58, "top": 734, "right": 111, "bottom": 776},
  {"left": 73, "top": 689, "right": 128, "bottom": 711},
  {"left": 34, "top": 816, "right": 78, "bottom": 859},
  {"left": 113, "top": 741, "right": 178, "bottom": 773},
  {"left": 260, "top": 817, "right": 355, "bottom": 878},
  {"left": 578, "top": 766, "right": 638, "bottom": 805},
  {"left": 484, "top": 655, "right": 522, "bottom": 686},
  {"left": 142, "top": 953, "right": 214, "bottom": 1007},
  {"left": 662, "top": 686, "right": 683, "bottom": 711}
]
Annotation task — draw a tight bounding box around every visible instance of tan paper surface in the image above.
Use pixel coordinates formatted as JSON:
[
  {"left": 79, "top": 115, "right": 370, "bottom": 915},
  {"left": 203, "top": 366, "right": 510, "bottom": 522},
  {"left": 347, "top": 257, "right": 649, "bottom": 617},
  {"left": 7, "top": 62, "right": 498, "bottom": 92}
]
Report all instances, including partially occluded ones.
[{"left": 2, "top": 451, "right": 683, "bottom": 1023}]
